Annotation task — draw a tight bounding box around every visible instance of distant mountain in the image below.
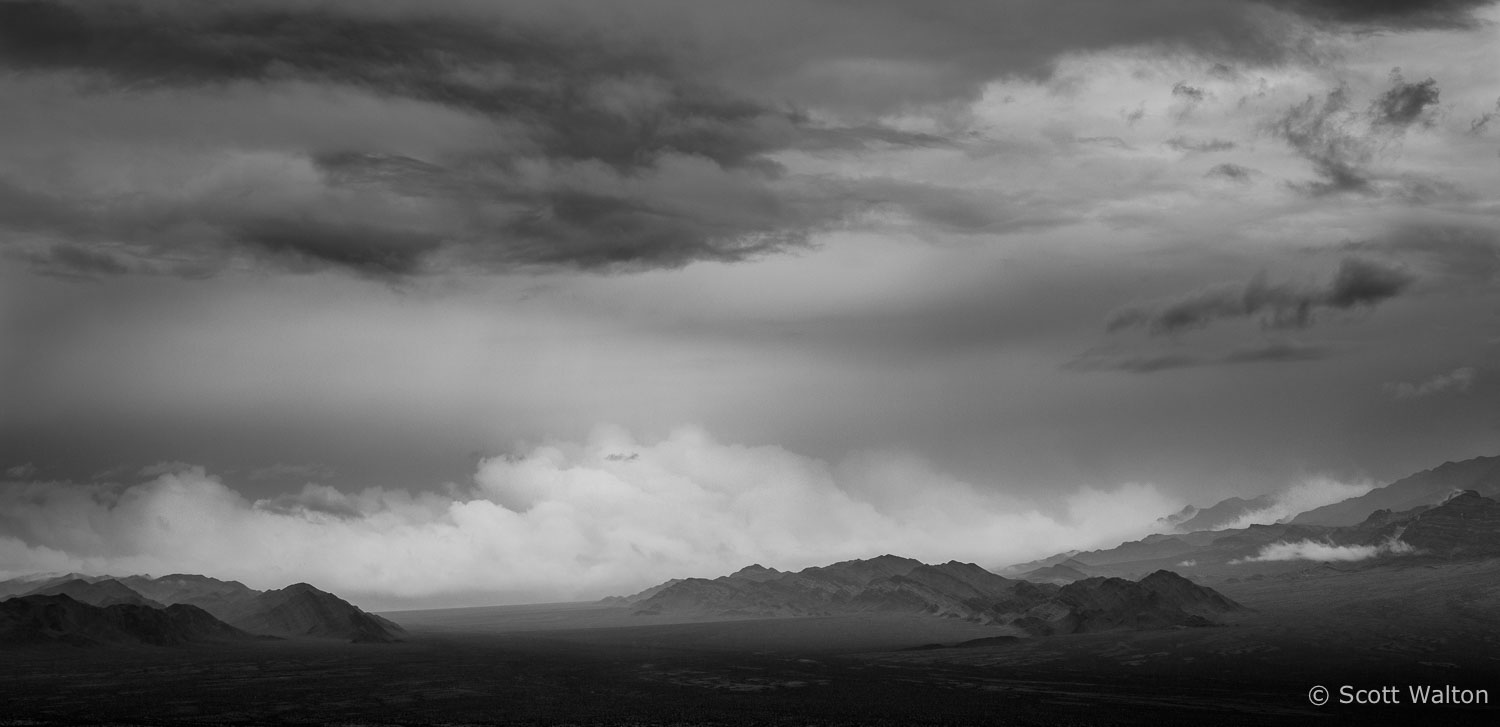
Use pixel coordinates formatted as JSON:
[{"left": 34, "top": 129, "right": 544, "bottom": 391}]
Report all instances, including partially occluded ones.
[
  {"left": 214, "top": 583, "right": 404, "bottom": 643},
  {"left": 1171, "top": 495, "right": 1276, "bottom": 532},
  {"left": 726, "top": 563, "right": 785, "bottom": 582},
  {"left": 0, "top": 572, "right": 108, "bottom": 599},
  {"left": 21, "top": 578, "right": 164, "bottom": 609},
  {"left": 0, "top": 594, "right": 250, "bottom": 647},
  {"left": 117, "top": 573, "right": 259, "bottom": 613},
  {"left": 1155, "top": 504, "right": 1199, "bottom": 531},
  {"left": 1013, "top": 491, "right": 1500, "bottom": 583},
  {"left": 1153, "top": 494, "right": 1280, "bottom": 534},
  {"left": 0, "top": 573, "right": 402, "bottom": 644},
  {"left": 1016, "top": 571, "right": 1247, "bottom": 635},
  {"left": 1342, "top": 490, "right": 1500, "bottom": 557},
  {"left": 1291, "top": 455, "right": 1500, "bottom": 527},
  {"left": 994, "top": 551, "right": 1082, "bottom": 578},
  {"left": 1018, "top": 562, "right": 1090, "bottom": 585},
  {"left": 599, "top": 578, "right": 686, "bottom": 606},
  {"left": 620, "top": 556, "right": 1244, "bottom": 636}
]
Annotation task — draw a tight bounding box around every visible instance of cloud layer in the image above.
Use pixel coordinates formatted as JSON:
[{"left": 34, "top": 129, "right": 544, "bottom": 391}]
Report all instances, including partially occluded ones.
[
  {"left": 1235, "top": 536, "right": 1415, "bottom": 563},
  {"left": 1215, "top": 476, "right": 1377, "bottom": 530},
  {"left": 2, "top": 0, "right": 1495, "bottom": 279},
  {"left": 1107, "top": 258, "right": 1414, "bottom": 335},
  {"left": 0, "top": 426, "right": 1178, "bottom": 608},
  {"left": 1384, "top": 366, "right": 1478, "bottom": 399}
]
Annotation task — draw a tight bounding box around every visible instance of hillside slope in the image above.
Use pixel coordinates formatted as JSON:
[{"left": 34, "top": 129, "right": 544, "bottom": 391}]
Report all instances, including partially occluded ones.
[
  {"left": 0, "top": 594, "right": 250, "bottom": 647},
  {"left": 1291, "top": 455, "right": 1500, "bottom": 527}
]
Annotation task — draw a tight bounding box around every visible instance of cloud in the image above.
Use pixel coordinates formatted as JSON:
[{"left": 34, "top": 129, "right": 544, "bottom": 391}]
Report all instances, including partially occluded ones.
[
  {"left": 1469, "top": 97, "right": 1500, "bottom": 134},
  {"left": 1264, "top": 0, "right": 1497, "bottom": 29},
  {"left": 1171, "top": 82, "right": 1208, "bottom": 103},
  {"left": 1221, "top": 341, "right": 1329, "bottom": 364},
  {"left": 1206, "top": 162, "right": 1257, "bottom": 182},
  {"left": 1384, "top": 366, "right": 1477, "bottom": 399},
  {"left": 247, "top": 463, "right": 336, "bottom": 483},
  {"left": 1165, "top": 136, "right": 1236, "bottom": 153},
  {"left": 1215, "top": 476, "right": 1377, "bottom": 530},
  {"left": 137, "top": 461, "right": 198, "bottom": 478},
  {"left": 1370, "top": 70, "right": 1441, "bottom": 129},
  {"left": 1233, "top": 536, "right": 1414, "bottom": 563},
  {"left": 3, "top": 463, "right": 38, "bottom": 480},
  {"left": 1272, "top": 85, "right": 1375, "bottom": 194},
  {"left": 0, "top": 426, "right": 1180, "bottom": 608},
  {"left": 1271, "top": 72, "right": 1448, "bottom": 196},
  {"left": 1106, "top": 258, "right": 1414, "bottom": 335},
  {"left": 1067, "top": 340, "right": 1332, "bottom": 374},
  {"left": 0, "top": 0, "right": 1485, "bottom": 279},
  {"left": 0, "top": 2, "right": 844, "bottom": 277},
  {"left": 1347, "top": 224, "right": 1500, "bottom": 282}
]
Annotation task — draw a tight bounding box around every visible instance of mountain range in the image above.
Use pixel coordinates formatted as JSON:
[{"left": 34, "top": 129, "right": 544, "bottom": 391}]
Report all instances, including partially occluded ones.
[
  {"left": 1290, "top": 455, "right": 1500, "bottom": 526},
  {"left": 1154, "top": 454, "right": 1500, "bottom": 535},
  {"left": 0, "top": 594, "right": 252, "bottom": 647},
  {"left": 613, "top": 555, "right": 1246, "bottom": 637},
  {"left": 0, "top": 573, "right": 402, "bottom": 646},
  {"left": 1006, "top": 489, "right": 1500, "bottom": 585}
]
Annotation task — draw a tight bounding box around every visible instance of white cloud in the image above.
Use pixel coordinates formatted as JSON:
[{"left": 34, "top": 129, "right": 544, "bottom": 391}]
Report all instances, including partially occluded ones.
[
  {"left": 1383, "top": 366, "right": 1477, "bottom": 399},
  {"left": 0, "top": 426, "right": 1177, "bottom": 609},
  {"left": 3, "top": 463, "right": 37, "bottom": 480},
  {"left": 1233, "top": 536, "right": 1415, "bottom": 563},
  {"left": 1216, "top": 476, "right": 1377, "bottom": 530}
]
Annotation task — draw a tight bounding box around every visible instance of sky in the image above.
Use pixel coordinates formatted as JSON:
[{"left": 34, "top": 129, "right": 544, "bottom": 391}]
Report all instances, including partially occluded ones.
[{"left": 2, "top": 0, "right": 1499, "bottom": 609}]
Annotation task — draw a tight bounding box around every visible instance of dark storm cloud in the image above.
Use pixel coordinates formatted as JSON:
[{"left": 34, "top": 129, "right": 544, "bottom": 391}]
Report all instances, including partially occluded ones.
[
  {"left": 1172, "top": 82, "right": 1209, "bottom": 103},
  {"left": 233, "top": 219, "right": 447, "bottom": 277},
  {"left": 1067, "top": 341, "right": 1332, "bottom": 373},
  {"left": 13, "top": 244, "right": 132, "bottom": 279},
  {"left": 1263, "top": 0, "right": 1498, "bottom": 28},
  {"left": 1166, "top": 137, "right": 1237, "bottom": 153},
  {"left": 1206, "top": 163, "right": 1258, "bottom": 181},
  {"left": 1272, "top": 86, "right": 1374, "bottom": 194},
  {"left": 0, "top": 0, "right": 1490, "bottom": 279},
  {"left": 1370, "top": 72, "right": 1441, "bottom": 128},
  {"left": 0, "top": 0, "right": 825, "bottom": 276},
  {"left": 794, "top": 124, "right": 964, "bottom": 153},
  {"left": 485, "top": 186, "right": 815, "bottom": 271},
  {"left": 1272, "top": 73, "right": 1447, "bottom": 196},
  {"left": 1346, "top": 224, "right": 1500, "bottom": 281},
  {"left": 1107, "top": 258, "right": 1415, "bottom": 335},
  {"left": 845, "top": 180, "right": 1076, "bottom": 235},
  {"left": 1222, "top": 340, "right": 1330, "bottom": 363},
  {"left": 1467, "top": 98, "right": 1500, "bottom": 134}
]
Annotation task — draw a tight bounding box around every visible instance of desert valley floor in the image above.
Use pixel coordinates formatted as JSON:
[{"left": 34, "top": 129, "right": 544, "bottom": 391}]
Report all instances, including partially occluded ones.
[{"left": 3, "top": 558, "right": 1497, "bottom": 726}]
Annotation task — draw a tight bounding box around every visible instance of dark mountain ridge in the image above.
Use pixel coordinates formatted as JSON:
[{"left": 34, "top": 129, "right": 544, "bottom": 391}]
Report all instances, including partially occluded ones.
[
  {"left": 0, "top": 594, "right": 251, "bottom": 647},
  {"left": 1291, "top": 454, "right": 1500, "bottom": 527},
  {"left": 0, "top": 573, "right": 402, "bottom": 644},
  {"left": 621, "top": 556, "right": 1244, "bottom": 637},
  {"left": 21, "top": 578, "right": 164, "bottom": 609},
  {"left": 217, "top": 583, "right": 404, "bottom": 643},
  {"left": 1010, "top": 490, "right": 1500, "bottom": 584}
]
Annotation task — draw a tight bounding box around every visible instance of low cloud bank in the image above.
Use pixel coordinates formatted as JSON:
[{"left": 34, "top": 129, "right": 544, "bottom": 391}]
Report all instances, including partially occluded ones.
[
  {"left": 1215, "top": 476, "right": 1376, "bottom": 530},
  {"left": 1384, "top": 366, "right": 1477, "bottom": 399},
  {"left": 1233, "top": 536, "right": 1415, "bottom": 563},
  {"left": 0, "top": 426, "right": 1176, "bottom": 609}
]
